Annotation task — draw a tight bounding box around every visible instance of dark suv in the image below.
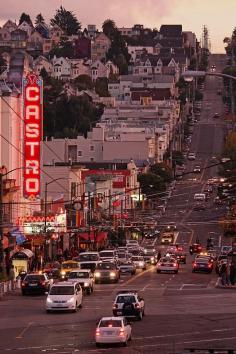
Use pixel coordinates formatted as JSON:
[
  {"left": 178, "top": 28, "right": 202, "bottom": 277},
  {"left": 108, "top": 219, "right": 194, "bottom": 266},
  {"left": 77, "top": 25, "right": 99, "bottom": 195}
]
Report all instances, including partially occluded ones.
[{"left": 21, "top": 273, "right": 52, "bottom": 295}]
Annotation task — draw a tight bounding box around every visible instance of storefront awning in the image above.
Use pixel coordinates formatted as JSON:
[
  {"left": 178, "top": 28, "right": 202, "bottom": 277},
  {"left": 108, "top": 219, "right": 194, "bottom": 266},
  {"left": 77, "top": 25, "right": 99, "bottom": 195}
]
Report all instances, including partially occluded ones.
[{"left": 10, "top": 248, "right": 34, "bottom": 259}]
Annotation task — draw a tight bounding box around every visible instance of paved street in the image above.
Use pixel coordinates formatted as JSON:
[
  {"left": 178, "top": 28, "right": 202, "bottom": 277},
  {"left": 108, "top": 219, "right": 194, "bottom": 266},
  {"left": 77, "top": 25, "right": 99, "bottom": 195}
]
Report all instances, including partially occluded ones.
[{"left": 1, "top": 54, "right": 235, "bottom": 354}]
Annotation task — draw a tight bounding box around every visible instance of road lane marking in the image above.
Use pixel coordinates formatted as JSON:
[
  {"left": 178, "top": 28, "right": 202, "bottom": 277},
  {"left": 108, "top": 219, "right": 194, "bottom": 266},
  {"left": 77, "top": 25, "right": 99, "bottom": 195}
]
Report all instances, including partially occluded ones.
[{"left": 16, "top": 322, "right": 34, "bottom": 339}]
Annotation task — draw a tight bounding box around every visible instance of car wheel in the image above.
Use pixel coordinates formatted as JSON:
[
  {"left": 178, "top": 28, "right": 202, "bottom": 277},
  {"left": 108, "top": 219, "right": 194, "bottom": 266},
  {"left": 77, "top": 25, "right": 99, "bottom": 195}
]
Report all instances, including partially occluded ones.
[
  {"left": 79, "top": 302, "right": 82, "bottom": 309},
  {"left": 137, "top": 311, "right": 143, "bottom": 321},
  {"left": 142, "top": 308, "right": 145, "bottom": 316},
  {"left": 96, "top": 343, "right": 101, "bottom": 348},
  {"left": 131, "top": 271, "right": 135, "bottom": 275},
  {"left": 73, "top": 303, "right": 78, "bottom": 313},
  {"left": 22, "top": 291, "right": 26, "bottom": 296},
  {"left": 46, "top": 310, "right": 51, "bottom": 314},
  {"left": 174, "top": 270, "right": 178, "bottom": 274},
  {"left": 123, "top": 339, "right": 128, "bottom": 347},
  {"left": 128, "top": 334, "right": 132, "bottom": 341}
]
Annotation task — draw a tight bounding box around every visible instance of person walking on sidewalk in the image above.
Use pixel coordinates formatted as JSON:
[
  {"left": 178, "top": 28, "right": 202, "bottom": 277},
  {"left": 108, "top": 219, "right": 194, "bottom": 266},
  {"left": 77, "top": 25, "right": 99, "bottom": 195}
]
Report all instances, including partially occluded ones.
[
  {"left": 8, "top": 265, "right": 16, "bottom": 290},
  {"left": 219, "top": 261, "right": 230, "bottom": 286}
]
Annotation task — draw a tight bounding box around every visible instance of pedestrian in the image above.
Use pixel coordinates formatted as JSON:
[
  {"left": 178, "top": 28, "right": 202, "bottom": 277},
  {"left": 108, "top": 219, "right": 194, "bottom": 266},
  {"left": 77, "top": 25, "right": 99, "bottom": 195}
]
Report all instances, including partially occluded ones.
[
  {"left": 219, "top": 261, "right": 230, "bottom": 286},
  {"left": 8, "top": 265, "right": 15, "bottom": 290}
]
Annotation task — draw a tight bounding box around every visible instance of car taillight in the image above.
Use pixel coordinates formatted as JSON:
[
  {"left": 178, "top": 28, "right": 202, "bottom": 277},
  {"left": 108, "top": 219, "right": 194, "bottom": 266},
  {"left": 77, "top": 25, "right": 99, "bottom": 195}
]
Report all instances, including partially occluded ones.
[
  {"left": 21, "top": 282, "right": 26, "bottom": 287},
  {"left": 95, "top": 329, "right": 100, "bottom": 336},
  {"left": 135, "top": 303, "right": 140, "bottom": 309},
  {"left": 119, "top": 329, "right": 125, "bottom": 336},
  {"left": 113, "top": 304, "right": 118, "bottom": 309},
  {"left": 208, "top": 264, "right": 212, "bottom": 268},
  {"left": 193, "top": 263, "right": 197, "bottom": 267},
  {"left": 40, "top": 281, "right": 46, "bottom": 286}
]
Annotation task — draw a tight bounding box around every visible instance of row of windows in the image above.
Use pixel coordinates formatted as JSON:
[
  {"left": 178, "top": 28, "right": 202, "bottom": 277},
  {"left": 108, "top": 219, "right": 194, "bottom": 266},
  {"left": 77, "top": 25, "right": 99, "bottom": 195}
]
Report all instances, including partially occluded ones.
[{"left": 78, "top": 145, "right": 95, "bottom": 156}]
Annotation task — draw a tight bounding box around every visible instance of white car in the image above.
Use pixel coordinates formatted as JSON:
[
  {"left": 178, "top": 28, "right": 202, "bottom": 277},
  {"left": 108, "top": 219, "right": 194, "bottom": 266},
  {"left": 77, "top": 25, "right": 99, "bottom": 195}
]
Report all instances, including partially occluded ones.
[
  {"left": 67, "top": 269, "right": 94, "bottom": 294},
  {"left": 156, "top": 257, "right": 179, "bottom": 274},
  {"left": 188, "top": 152, "right": 196, "bottom": 160},
  {"left": 131, "top": 256, "right": 146, "bottom": 270},
  {"left": 99, "top": 250, "right": 117, "bottom": 262},
  {"left": 75, "top": 251, "right": 100, "bottom": 272},
  {"left": 126, "top": 239, "right": 139, "bottom": 247},
  {"left": 95, "top": 317, "right": 132, "bottom": 347},
  {"left": 46, "top": 281, "right": 83, "bottom": 313}
]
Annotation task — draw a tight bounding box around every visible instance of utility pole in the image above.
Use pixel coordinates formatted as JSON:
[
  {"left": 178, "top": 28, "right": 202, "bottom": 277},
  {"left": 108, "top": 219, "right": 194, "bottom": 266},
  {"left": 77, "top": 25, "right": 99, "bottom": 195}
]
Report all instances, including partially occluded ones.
[{"left": 0, "top": 173, "right": 4, "bottom": 274}]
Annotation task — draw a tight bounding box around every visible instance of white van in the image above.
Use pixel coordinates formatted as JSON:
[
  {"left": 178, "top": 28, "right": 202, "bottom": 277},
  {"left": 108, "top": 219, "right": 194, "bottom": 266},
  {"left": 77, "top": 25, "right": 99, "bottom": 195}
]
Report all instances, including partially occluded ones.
[{"left": 194, "top": 193, "right": 206, "bottom": 201}]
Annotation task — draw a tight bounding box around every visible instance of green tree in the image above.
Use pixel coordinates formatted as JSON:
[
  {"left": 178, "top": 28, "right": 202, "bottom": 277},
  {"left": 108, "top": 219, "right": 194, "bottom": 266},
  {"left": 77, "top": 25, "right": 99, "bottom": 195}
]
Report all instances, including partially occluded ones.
[
  {"left": 19, "top": 12, "right": 32, "bottom": 26},
  {"left": 102, "top": 19, "right": 116, "bottom": 39},
  {"left": 95, "top": 78, "right": 110, "bottom": 97},
  {"left": 107, "top": 31, "right": 131, "bottom": 75},
  {"left": 172, "top": 151, "right": 184, "bottom": 166},
  {"left": 49, "top": 41, "right": 75, "bottom": 58},
  {"left": 35, "top": 13, "right": 45, "bottom": 25},
  {"left": 150, "top": 163, "right": 173, "bottom": 183},
  {"left": 50, "top": 6, "right": 81, "bottom": 36},
  {"left": 74, "top": 74, "right": 93, "bottom": 91},
  {"left": 39, "top": 67, "right": 49, "bottom": 81},
  {"left": 138, "top": 173, "right": 165, "bottom": 196}
]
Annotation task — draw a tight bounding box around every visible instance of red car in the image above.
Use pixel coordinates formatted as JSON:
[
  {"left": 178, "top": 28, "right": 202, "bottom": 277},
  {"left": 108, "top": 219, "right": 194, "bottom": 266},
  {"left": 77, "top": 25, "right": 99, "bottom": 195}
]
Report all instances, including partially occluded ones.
[{"left": 189, "top": 243, "right": 202, "bottom": 255}]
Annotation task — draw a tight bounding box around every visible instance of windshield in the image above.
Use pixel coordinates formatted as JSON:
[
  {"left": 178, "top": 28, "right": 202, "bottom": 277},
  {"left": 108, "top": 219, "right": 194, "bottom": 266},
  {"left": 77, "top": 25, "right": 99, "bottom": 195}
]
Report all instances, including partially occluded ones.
[
  {"left": 25, "top": 275, "right": 44, "bottom": 281},
  {"left": 49, "top": 286, "right": 74, "bottom": 295},
  {"left": 116, "top": 295, "right": 135, "bottom": 303},
  {"left": 68, "top": 272, "right": 89, "bottom": 279},
  {"left": 61, "top": 263, "right": 78, "bottom": 269},
  {"left": 79, "top": 254, "right": 99, "bottom": 261},
  {"left": 131, "top": 256, "right": 142, "bottom": 261},
  {"left": 96, "top": 263, "right": 115, "bottom": 270},
  {"left": 100, "top": 251, "right": 114, "bottom": 257},
  {"left": 99, "top": 320, "right": 122, "bottom": 327}
]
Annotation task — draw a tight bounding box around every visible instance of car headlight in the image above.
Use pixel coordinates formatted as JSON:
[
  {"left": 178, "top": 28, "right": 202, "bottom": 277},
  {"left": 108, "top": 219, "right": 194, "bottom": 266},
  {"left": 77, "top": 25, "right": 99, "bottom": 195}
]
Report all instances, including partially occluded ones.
[
  {"left": 61, "top": 271, "right": 66, "bottom": 276},
  {"left": 46, "top": 297, "right": 53, "bottom": 303},
  {"left": 94, "top": 272, "right": 101, "bottom": 278},
  {"left": 151, "top": 257, "right": 154, "bottom": 261},
  {"left": 84, "top": 282, "right": 89, "bottom": 287},
  {"left": 139, "top": 262, "right": 144, "bottom": 267},
  {"left": 67, "top": 297, "right": 74, "bottom": 303},
  {"left": 110, "top": 272, "right": 116, "bottom": 278}
]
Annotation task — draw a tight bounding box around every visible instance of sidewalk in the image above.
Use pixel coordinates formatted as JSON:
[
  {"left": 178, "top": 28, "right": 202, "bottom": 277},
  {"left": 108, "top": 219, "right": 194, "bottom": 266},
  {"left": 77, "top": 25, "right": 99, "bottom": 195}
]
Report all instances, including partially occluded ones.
[
  {"left": 215, "top": 277, "right": 236, "bottom": 289},
  {"left": 0, "top": 279, "right": 20, "bottom": 299}
]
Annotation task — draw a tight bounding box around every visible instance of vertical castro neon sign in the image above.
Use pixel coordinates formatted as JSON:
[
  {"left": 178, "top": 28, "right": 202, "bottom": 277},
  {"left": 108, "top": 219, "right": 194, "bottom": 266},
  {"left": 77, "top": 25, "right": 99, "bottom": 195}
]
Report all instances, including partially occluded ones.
[{"left": 23, "top": 73, "right": 43, "bottom": 199}]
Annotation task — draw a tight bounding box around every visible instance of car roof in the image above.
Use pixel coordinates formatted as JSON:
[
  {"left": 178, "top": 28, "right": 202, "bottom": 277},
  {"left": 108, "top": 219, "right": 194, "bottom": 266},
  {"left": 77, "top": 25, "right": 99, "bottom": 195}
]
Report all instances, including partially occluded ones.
[
  {"left": 53, "top": 281, "right": 76, "bottom": 286},
  {"left": 99, "top": 317, "right": 124, "bottom": 321},
  {"left": 70, "top": 269, "right": 90, "bottom": 272},
  {"left": 116, "top": 289, "right": 138, "bottom": 295}
]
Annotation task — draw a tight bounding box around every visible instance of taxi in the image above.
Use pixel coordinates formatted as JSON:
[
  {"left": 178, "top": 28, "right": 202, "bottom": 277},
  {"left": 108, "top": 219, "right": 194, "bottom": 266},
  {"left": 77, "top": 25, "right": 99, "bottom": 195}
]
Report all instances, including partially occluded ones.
[{"left": 60, "top": 260, "right": 80, "bottom": 279}]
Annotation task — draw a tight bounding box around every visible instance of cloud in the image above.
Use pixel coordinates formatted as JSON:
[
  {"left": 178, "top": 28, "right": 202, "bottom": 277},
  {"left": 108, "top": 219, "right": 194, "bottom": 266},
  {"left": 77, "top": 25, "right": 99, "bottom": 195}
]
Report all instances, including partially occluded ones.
[{"left": 0, "top": 0, "right": 177, "bottom": 28}]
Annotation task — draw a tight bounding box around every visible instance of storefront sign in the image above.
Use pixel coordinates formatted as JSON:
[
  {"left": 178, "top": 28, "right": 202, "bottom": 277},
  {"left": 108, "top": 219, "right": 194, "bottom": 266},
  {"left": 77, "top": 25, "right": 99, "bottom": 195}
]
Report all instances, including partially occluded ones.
[
  {"left": 23, "top": 73, "right": 43, "bottom": 199},
  {"left": 18, "top": 214, "right": 67, "bottom": 235}
]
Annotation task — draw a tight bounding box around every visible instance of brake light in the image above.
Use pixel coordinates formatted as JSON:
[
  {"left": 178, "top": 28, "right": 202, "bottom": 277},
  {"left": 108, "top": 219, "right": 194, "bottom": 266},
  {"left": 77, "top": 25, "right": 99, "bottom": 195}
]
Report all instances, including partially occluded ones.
[
  {"left": 135, "top": 303, "right": 140, "bottom": 309},
  {"left": 173, "top": 263, "right": 177, "bottom": 267},
  {"left": 113, "top": 304, "right": 118, "bottom": 309},
  {"left": 119, "top": 329, "right": 125, "bottom": 336},
  {"left": 21, "top": 282, "right": 26, "bottom": 287},
  {"left": 208, "top": 264, "right": 212, "bottom": 268},
  {"left": 193, "top": 262, "right": 197, "bottom": 267},
  {"left": 40, "top": 281, "right": 46, "bottom": 286},
  {"left": 95, "top": 329, "right": 100, "bottom": 336}
]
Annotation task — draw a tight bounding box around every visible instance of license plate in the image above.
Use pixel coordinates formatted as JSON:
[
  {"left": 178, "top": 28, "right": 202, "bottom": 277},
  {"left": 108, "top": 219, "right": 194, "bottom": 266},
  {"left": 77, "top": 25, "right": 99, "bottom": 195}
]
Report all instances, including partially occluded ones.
[
  {"left": 106, "top": 331, "right": 113, "bottom": 335},
  {"left": 29, "top": 283, "right": 37, "bottom": 286},
  {"left": 200, "top": 265, "right": 205, "bottom": 268}
]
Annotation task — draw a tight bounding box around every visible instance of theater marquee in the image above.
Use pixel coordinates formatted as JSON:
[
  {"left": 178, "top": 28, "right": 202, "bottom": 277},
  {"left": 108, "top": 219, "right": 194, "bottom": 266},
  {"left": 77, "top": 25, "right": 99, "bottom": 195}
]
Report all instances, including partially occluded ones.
[{"left": 23, "top": 73, "right": 43, "bottom": 199}]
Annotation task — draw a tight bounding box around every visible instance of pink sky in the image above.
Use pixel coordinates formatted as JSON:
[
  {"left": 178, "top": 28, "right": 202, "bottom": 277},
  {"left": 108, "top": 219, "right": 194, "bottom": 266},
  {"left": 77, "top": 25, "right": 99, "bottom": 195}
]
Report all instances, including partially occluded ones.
[{"left": 0, "top": 0, "right": 235, "bottom": 52}]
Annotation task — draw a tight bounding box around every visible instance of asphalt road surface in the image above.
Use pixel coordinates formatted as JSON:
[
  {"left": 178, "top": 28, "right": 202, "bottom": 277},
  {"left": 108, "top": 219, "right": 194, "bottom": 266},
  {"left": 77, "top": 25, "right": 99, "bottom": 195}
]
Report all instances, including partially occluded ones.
[{"left": 1, "top": 54, "right": 235, "bottom": 354}]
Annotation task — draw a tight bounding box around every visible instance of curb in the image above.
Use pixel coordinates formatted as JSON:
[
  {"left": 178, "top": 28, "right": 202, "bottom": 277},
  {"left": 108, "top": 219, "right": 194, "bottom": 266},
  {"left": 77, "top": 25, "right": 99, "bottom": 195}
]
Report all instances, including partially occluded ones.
[{"left": 215, "top": 277, "right": 236, "bottom": 289}]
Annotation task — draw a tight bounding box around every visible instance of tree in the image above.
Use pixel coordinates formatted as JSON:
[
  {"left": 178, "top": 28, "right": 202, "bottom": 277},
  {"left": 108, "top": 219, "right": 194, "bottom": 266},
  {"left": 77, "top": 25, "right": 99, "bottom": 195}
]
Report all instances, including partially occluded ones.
[
  {"left": 50, "top": 6, "right": 81, "bottom": 36},
  {"left": 19, "top": 13, "right": 32, "bottom": 26},
  {"left": 95, "top": 78, "right": 110, "bottom": 97},
  {"left": 102, "top": 19, "right": 116, "bottom": 39},
  {"left": 49, "top": 41, "right": 74, "bottom": 59},
  {"left": 172, "top": 151, "right": 184, "bottom": 166},
  {"left": 138, "top": 173, "right": 165, "bottom": 196},
  {"left": 74, "top": 75, "right": 94, "bottom": 91},
  {"left": 107, "top": 31, "right": 131, "bottom": 75},
  {"left": 35, "top": 13, "right": 45, "bottom": 25},
  {"left": 150, "top": 163, "right": 173, "bottom": 183}
]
